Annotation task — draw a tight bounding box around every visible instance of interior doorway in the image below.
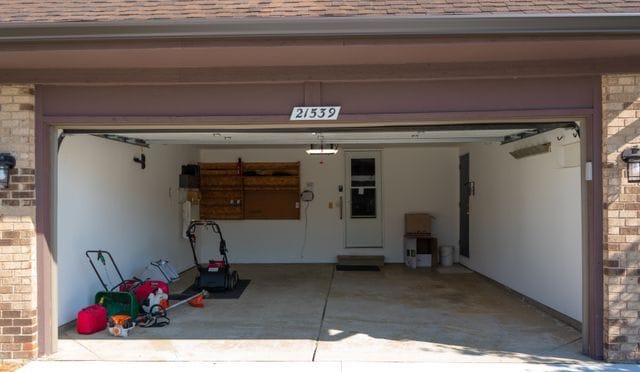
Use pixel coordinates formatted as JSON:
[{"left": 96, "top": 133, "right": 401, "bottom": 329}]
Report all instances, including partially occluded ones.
[{"left": 459, "top": 153, "right": 470, "bottom": 258}]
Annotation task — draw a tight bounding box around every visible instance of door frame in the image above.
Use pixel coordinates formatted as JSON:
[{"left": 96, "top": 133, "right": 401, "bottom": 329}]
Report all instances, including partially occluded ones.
[
  {"left": 459, "top": 153, "right": 470, "bottom": 258},
  {"left": 35, "top": 79, "right": 603, "bottom": 359}
]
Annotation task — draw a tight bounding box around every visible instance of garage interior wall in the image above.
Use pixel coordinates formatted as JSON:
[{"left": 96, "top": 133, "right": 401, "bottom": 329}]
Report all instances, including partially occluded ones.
[
  {"left": 56, "top": 136, "right": 199, "bottom": 324},
  {"left": 197, "top": 146, "right": 459, "bottom": 263},
  {"left": 459, "top": 131, "right": 583, "bottom": 321}
]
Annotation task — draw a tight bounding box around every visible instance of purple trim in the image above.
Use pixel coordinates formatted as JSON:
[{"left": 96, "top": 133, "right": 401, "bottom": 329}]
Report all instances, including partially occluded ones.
[
  {"left": 39, "top": 77, "right": 594, "bottom": 118},
  {"left": 34, "top": 86, "right": 53, "bottom": 356},
  {"left": 1, "top": 37, "right": 640, "bottom": 73},
  {"left": 589, "top": 78, "right": 604, "bottom": 359}
]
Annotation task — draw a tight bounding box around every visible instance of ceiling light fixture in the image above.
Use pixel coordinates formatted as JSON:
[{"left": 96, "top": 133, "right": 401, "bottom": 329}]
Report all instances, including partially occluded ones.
[{"left": 306, "top": 143, "right": 339, "bottom": 155}]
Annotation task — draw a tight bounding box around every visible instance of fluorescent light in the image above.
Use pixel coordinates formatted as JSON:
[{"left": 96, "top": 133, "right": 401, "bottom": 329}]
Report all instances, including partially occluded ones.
[
  {"left": 509, "top": 143, "right": 551, "bottom": 159},
  {"left": 306, "top": 144, "right": 339, "bottom": 155}
]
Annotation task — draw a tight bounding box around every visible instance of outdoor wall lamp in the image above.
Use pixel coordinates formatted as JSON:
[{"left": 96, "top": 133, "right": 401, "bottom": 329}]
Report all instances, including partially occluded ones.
[
  {"left": 621, "top": 146, "right": 640, "bottom": 183},
  {"left": 0, "top": 152, "right": 16, "bottom": 189}
]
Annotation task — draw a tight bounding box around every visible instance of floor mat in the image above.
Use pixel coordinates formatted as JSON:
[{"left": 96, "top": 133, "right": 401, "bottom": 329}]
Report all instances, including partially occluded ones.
[
  {"left": 169, "top": 279, "right": 251, "bottom": 300},
  {"left": 335, "top": 265, "right": 381, "bottom": 272},
  {"left": 436, "top": 265, "right": 473, "bottom": 274}
]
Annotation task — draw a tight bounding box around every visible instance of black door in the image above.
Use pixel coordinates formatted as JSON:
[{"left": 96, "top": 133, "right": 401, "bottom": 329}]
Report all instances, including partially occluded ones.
[{"left": 459, "top": 154, "right": 470, "bottom": 258}]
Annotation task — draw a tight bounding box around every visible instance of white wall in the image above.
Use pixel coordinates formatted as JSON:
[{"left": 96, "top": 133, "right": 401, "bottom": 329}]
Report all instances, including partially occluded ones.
[
  {"left": 459, "top": 131, "right": 583, "bottom": 321},
  {"left": 197, "top": 146, "right": 459, "bottom": 263},
  {"left": 56, "top": 136, "right": 198, "bottom": 324}
]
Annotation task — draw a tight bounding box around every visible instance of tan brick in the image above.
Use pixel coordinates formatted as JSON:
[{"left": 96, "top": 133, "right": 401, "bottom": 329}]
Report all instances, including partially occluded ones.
[
  {"left": 603, "top": 74, "right": 640, "bottom": 362},
  {"left": 12, "top": 350, "right": 37, "bottom": 359},
  {"left": 619, "top": 77, "right": 636, "bottom": 85}
]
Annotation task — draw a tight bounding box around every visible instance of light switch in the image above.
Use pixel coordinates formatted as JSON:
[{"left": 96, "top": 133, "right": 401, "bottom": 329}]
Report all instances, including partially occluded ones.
[{"left": 328, "top": 202, "right": 333, "bottom": 209}]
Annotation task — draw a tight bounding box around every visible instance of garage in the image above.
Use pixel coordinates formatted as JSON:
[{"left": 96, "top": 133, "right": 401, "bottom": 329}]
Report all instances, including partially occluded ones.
[
  {"left": 49, "top": 107, "right": 587, "bottom": 362},
  {"left": 1, "top": 7, "right": 631, "bottom": 361}
]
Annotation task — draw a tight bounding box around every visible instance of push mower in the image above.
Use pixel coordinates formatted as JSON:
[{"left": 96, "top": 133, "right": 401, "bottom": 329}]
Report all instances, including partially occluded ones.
[{"left": 186, "top": 220, "right": 239, "bottom": 291}]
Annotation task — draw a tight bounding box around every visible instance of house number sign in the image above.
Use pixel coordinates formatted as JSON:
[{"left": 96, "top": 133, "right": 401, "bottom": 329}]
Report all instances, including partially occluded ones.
[{"left": 290, "top": 106, "right": 341, "bottom": 121}]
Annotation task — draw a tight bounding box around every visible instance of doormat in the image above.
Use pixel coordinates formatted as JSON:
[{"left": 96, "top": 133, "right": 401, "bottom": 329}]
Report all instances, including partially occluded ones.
[
  {"left": 336, "top": 265, "right": 381, "bottom": 272},
  {"left": 169, "top": 279, "right": 251, "bottom": 300},
  {"left": 436, "top": 265, "right": 473, "bottom": 274}
]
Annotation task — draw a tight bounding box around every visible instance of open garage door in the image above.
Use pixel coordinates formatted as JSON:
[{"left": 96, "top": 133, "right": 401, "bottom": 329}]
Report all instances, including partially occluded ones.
[{"left": 51, "top": 120, "right": 587, "bottom": 363}]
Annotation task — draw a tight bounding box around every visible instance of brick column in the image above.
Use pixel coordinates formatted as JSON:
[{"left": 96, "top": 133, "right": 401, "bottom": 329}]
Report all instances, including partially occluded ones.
[
  {"left": 0, "top": 85, "right": 37, "bottom": 361},
  {"left": 602, "top": 74, "right": 640, "bottom": 362}
]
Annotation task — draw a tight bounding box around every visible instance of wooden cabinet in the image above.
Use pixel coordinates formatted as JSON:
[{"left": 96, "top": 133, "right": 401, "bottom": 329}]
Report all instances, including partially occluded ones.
[{"left": 199, "top": 161, "right": 300, "bottom": 220}]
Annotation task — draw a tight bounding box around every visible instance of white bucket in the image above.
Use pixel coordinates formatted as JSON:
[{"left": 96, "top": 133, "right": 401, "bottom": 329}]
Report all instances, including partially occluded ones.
[
  {"left": 440, "top": 245, "right": 454, "bottom": 267},
  {"left": 453, "top": 246, "right": 460, "bottom": 263}
]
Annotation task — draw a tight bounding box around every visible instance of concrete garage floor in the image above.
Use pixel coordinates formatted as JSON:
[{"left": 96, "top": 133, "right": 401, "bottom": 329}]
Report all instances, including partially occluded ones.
[{"left": 51, "top": 264, "right": 587, "bottom": 364}]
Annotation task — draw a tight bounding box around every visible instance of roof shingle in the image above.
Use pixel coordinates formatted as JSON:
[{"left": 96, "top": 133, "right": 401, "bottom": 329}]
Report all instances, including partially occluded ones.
[{"left": 1, "top": 0, "right": 640, "bottom": 23}]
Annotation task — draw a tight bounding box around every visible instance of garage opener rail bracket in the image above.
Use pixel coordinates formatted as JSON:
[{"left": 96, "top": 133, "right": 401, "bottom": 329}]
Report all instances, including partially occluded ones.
[
  {"left": 91, "top": 134, "right": 150, "bottom": 148},
  {"left": 501, "top": 122, "right": 578, "bottom": 145}
]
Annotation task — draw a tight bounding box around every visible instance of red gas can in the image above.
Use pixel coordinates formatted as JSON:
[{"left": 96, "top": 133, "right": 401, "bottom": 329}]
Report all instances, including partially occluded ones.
[
  {"left": 77, "top": 304, "right": 107, "bottom": 334},
  {"left": 133, "top": 280, "right": 169, "bottom": 303}
]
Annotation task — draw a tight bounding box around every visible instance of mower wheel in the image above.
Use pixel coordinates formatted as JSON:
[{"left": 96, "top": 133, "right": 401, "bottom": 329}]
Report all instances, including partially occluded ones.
[{"left": 227, "top": 270, "right": 239, "bottom": 290}]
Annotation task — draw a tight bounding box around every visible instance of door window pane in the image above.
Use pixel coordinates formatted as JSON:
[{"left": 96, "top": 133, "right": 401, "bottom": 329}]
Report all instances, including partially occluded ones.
[
  {"left": 351, "top": 158, "right": 375, "bottom": 187},
  {"left": 351, "top": 188, "right": 376, "bottom": 218}
]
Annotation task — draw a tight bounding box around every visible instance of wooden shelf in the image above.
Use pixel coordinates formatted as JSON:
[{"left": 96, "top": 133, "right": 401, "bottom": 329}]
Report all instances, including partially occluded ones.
[
  {"left": 243, "top": 176, "right": 299, "bottom": 189},
  {"left": 199, "top": 160, "right": 300, "bottom": 220}
]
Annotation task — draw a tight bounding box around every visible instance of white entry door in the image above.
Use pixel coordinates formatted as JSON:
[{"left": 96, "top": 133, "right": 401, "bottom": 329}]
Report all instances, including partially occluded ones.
[{"left": 345, "top": 151, "right": 383, "bottom": 248}]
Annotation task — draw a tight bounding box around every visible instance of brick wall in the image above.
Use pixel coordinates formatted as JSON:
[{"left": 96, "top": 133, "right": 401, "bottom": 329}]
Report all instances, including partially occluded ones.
[
  {"left": 602, "top": 74, "right": 640, "bottom": 362},
  {"left": 0, "top": 85, "right": 37, "bottom": 361}
]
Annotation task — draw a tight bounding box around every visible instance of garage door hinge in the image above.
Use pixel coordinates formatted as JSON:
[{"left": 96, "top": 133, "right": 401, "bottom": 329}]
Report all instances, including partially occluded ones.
[{"left": 57, "top": 132, "right": 67, "bottom": 153}]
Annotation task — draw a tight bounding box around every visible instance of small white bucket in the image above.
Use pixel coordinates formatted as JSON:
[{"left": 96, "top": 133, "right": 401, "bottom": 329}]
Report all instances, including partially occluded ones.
[
  {"left": 440, "top": 245, "right": 454, "bottom": 267},
  {"left": 453, "top": 246, "right": 460, "bottom": 263}
]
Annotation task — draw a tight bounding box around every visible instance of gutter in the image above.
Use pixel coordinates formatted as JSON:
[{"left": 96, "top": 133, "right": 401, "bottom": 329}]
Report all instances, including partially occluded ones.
[{"left": 0, "top": 14, "right": 640, "bottom": 41}]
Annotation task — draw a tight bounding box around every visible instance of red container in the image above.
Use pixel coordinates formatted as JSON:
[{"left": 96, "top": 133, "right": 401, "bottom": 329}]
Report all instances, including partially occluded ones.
[
  {"left": 134, "top": 280, "right": 169, "bottom": 303},
  {"left": 77, "top": 304, "right": 107, "bottom": 335}
]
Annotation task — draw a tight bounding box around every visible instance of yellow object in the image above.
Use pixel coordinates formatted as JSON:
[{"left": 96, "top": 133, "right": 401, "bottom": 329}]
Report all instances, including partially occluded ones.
[{"left": 186, "top": 190, "right": 201, "bottom": 205}]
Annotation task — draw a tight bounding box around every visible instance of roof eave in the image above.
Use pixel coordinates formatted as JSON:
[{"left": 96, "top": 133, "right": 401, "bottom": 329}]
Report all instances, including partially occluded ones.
[{"left": 1, "top": 14, "right": 640, "bottom": 42}]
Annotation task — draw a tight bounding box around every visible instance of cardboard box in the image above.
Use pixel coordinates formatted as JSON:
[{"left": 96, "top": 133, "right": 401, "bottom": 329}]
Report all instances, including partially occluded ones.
[
  {"left": 405, "top": 213, "right": 434, "bottom": 235},
  {"left": 416, "top": 254, "right": 432, "bottom": 268}
]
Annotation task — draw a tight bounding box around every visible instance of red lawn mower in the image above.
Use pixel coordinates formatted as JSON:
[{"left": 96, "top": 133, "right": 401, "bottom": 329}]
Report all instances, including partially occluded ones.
[{"left": 186, "top": 220, "right": 239, "bottom": 291}]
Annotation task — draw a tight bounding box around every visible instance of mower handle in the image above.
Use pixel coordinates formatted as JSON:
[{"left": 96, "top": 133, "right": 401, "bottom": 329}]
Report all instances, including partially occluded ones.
[
  {"left": 185, "top": 220, "right": 228, "bottom": 268},
  {"left": 186, "top": 220, "right": 223, "bottom": 240},
  {"left": 85, "top": 250, "right": 127, "bottom": 292}
]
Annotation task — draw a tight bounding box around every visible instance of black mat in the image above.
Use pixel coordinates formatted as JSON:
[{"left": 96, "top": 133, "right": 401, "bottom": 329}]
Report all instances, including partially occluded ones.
[
  {"left": 169, "top": 279, "right": 251, "bottom": 301},
  {"left": 336, "top": 265, "right": 381, "bottom": 272}
]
